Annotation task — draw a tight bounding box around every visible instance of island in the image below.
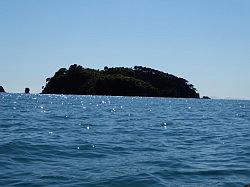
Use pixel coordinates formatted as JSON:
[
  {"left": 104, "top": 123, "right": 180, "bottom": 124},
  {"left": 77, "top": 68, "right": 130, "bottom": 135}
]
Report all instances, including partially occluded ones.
[
  {"left": 0, "top": 86, "right": 5, "bottom": 93},
  {"left": 42, "top": 64, "right": 200, "bottom": 98}
]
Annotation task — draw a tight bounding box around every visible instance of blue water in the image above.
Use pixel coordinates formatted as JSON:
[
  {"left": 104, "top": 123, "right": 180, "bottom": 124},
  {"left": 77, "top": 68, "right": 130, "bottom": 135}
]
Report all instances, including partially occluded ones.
[{"left": 0, "top": 93, "right": 250, "bottom": 187}]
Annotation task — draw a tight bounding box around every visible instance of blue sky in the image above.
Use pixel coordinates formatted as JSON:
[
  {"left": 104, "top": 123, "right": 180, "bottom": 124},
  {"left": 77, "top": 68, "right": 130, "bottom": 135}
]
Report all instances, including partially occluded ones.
[{"left": 0, "top": 0, "right": 249, "bottom": 99}]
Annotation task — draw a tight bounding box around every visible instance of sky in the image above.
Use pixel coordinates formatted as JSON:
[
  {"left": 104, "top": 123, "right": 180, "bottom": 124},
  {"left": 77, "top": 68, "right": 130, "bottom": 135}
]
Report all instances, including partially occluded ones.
[{"left": 0, "top": 0, "right": 249, "bottom": 99}]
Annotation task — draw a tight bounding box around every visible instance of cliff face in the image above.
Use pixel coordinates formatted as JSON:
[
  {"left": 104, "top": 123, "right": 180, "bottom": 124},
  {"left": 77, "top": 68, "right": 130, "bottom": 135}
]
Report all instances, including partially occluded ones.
[
  {"left": 42, "top": 64, "right": 200, "bottom": 98},
  {"left": 0, "top": 86, "right": 5, "bottom": 93}
]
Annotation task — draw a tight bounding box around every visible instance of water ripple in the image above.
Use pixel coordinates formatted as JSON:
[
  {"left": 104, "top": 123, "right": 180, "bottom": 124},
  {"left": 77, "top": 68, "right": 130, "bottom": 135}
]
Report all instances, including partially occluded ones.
[{"left": 0, "top": 94, "right": 249, "bottom": 186}]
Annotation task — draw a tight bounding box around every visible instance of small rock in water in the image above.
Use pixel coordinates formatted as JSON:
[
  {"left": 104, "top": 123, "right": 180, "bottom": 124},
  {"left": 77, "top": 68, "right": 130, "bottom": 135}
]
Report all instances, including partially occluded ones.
[
  {"left": 25, "top": 88, "right": 30, "bottom": 94},
  {"left": 0, "top": 86, "right": 5, "bottom": 92}
]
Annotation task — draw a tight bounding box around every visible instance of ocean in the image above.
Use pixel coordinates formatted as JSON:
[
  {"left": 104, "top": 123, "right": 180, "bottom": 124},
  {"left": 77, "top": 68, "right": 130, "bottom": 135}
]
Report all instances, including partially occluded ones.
[{"left": 0, "top": 93, "right": 249, "bottom": 187}]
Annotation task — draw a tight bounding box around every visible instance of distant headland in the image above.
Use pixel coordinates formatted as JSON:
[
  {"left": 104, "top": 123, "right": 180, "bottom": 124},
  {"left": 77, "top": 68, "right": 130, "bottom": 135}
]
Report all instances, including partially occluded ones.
[{"left": 42, "top": 64, "right": 200, "bottom": 98}]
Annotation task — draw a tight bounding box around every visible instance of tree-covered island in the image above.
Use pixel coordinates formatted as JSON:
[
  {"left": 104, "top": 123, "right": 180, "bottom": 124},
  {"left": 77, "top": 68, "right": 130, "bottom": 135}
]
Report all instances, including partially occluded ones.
[{"left": 42, "top": 64, "right": 200, "bottom": 98}]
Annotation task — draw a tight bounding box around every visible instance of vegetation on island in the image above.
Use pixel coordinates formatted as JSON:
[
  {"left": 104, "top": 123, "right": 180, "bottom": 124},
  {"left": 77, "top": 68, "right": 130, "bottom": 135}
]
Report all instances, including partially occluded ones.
[
  {"left": 42, "top": 64, "right": 200, "bottom": 98},
  {"left": 0, "top": 86, "right": 5, "bottom": 93}
]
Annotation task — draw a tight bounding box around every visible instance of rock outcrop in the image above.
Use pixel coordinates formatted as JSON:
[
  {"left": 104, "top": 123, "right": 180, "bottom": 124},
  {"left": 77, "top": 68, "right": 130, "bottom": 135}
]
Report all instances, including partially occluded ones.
[
  {"left": 0, "top": 86, "right": 5, "bottom": 93},
  {"left": 202, "top": 96, "right": 211, "bottom": 99},
  {"left": 25, "top": 88, "right": 30, "bottom": 94}
]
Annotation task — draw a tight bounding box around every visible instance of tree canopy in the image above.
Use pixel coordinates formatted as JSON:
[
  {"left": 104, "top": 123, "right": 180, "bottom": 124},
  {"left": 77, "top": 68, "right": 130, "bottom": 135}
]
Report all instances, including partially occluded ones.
[{"left": 42, "top": 64, "right": 200, "bottom": 98}]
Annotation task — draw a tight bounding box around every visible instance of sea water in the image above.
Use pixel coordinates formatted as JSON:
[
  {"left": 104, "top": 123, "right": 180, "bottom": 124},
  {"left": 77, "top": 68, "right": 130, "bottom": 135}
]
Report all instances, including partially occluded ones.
[{"left": 0, "top": 93, "right": 249, "bottom": 187}]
